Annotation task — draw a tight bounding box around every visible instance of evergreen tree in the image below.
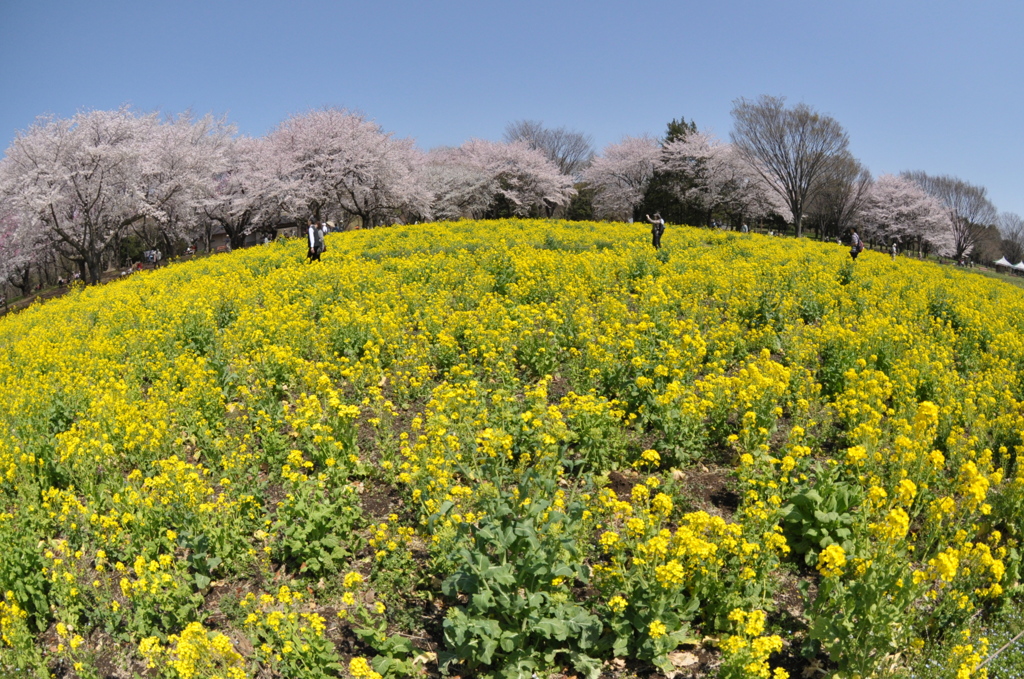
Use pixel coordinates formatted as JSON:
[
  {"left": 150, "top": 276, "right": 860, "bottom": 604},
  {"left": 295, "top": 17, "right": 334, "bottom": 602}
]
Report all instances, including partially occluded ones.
[{"left": 665, "top": 117, "right": 697, "bottom": 144}]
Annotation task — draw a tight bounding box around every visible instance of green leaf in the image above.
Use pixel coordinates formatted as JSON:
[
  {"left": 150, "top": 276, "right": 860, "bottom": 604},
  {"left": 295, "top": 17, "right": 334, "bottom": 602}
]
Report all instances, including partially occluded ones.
[
  {"left": 803, "top": 489, "right": 823, "bottom": 504},
  {"left": 653, "top": 653, "right": 677, "bottom": 675},
  {"left": 612, "top": 634, "right": 630, "bottom": 658},
  {"left": 490, "top": 565, "right": 516, "bottom": 587},
  {"left": 472, "top": 590, "right": 493, "bottom": 610},
  {"left": 782, "top": 504, "right": 804, "bottom": 521},
  {"left": 499, "top": 635, "right": 515, "bottom": 653},
  {"left": 552, "top": 564, "right": 574, "bottom": 578},
  {"left": 681, "top": 594, "right": 700, "bottom": 618},
  {"left": 535, "top": 620, "right": 558, "bottom": 639},
  {"left": 570, "top": 652, "right": 603, "bottom": 679},
  {"left": 479, "top": 636, "right": 498, "bottom": 665}
]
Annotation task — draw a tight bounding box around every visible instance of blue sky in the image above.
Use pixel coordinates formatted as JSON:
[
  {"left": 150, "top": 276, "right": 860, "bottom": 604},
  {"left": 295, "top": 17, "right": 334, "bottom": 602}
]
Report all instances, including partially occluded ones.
[{"left": 2, "top": 0, "right": 1022, "bottom": 218}]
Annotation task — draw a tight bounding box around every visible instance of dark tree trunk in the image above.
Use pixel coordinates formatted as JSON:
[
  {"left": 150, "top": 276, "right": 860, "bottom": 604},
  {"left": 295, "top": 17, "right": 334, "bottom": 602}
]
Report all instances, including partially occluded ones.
[
  {"left": 11, "top": 264, "right": 33, "bottom": 297},
  {"left": 86, "top": 253, "right": 103, "bottom": 285}
]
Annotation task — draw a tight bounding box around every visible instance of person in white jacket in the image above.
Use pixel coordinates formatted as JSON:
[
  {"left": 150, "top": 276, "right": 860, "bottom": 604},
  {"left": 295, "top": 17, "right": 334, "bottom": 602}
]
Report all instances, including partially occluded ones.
[{"left": 307, "top": 218, "right": 323, "bottom": 262}]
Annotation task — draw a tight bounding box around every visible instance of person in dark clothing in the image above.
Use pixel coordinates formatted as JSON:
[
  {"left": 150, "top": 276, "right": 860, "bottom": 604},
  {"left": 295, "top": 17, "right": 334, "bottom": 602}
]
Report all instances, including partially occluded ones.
[
  {"left": 646, "top": 212, "right": 665, "bottom": 249},
  {"left": 849, "top": 228, "right": 863, "bottom": 260}
]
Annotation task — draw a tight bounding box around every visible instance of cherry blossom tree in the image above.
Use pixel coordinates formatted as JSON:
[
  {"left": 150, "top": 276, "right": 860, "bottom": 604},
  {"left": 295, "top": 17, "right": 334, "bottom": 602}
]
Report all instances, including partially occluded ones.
[
  {"left": 200, "top": 135, "right": 297, "bottom": 249},
  {"left": 1, "top": 108, "right": 154, "bottom": 283},
  {"left": 421, "top": 146, "right": 495, "bottom": 220},
  {"left": 0, "top": 189, "right": 45, "bottom": 298},
  {"left": 425, "top": 139, "right": 574, "bottom": 219},
  {"left": 857, "top": 174, "right": 951, "bottom": 254},
  {"left": 583, "top": 135, "right": 662, "bottom": 221},
  {"left": 135, "top": 111, "right": 234, "bottom": 251},
  {"left": 661, "top": 130, "right": 782, "bottom": 225},
  {"left": 0, "top": 108, "right": 229, "bottom": 282},
  {"left": 268, "top": 108, "right": 430, "bottom": 227},
  {"left": 902, "top": 171, "right": 997, "bottom": 260},
  {"left": 464, "top": 138, "right": 575, "bottom": 217}
]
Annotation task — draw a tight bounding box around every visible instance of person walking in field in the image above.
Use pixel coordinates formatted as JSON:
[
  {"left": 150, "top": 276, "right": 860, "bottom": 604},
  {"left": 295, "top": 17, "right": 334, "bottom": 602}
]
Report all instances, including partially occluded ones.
[
  {"left": 849, "top": 228, "right": 863, "bottom": 261},
  {"left": 646, "top": 212, "right": 665, "bottom": 249},
  {"left": 307, "top": 218, "right": 324, "bottom": 262}
]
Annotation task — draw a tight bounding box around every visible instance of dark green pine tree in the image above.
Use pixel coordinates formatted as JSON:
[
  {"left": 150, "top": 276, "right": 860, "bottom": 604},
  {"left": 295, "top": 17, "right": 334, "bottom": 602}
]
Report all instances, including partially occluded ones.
[{"left": 664, "top": 116, "right": 697, "bottom": 144}]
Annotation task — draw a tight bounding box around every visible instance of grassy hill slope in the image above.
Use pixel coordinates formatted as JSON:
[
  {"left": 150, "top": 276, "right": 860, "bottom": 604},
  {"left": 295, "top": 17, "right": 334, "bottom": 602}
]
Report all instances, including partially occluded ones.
[{"left": 0, "top": 219, "right": 1021, "bottom": 678}]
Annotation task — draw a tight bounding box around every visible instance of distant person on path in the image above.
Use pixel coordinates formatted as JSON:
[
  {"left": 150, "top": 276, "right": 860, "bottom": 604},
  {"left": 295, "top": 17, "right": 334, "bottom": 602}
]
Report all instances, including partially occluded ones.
[
  {"left": 646, "top": 212, "right": 665, "bottom": 249},
  {"left": 307, "top": 218, "right": 324, "bottom": 262},
  {"left": 849, "top": 228, "right": 863, "bottom": 260},
  {"left": 891, "top": 241, "right": 897, "bottom": 260}
]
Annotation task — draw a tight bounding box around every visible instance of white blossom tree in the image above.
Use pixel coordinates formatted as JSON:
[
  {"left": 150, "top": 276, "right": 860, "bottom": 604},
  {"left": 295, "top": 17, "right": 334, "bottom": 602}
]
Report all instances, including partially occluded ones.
[
  {"left": 583, "top": 135, "right": 662, "bottom": 221},
  {"left": 268, "top": 108, "right": 430, "bottom": 228},
  {"left": 134, "top": 111, "right": 234, "bottom": 251},
  {"left": 902, "top": 171, "right": 997, "bottom": 260},
  {"left": 2, "top": 108, "right": 153, "bottom": 283},
  {"left": 0, "top": 189, "right": 45, "bottom": 298},
  {"left": 857, "top": 174, "right": 951, "bottom": 254},
  {"left": 421, "top": 146, "right": 495, "bottom": 220},
  {"left": 467, "top": 138, "right": 576, "bottom": 217},
  {"left": 200, "top": 135, "right": 298, "bottom": 248},
  {"left": 0, "top": 107, "right": 229, "bottom": 282},
  {"left": 661, "top": 130, "right": 783, "bottom": 225},
  {"left": 426, "top": 139, "right": 574, "bottom": 219}
]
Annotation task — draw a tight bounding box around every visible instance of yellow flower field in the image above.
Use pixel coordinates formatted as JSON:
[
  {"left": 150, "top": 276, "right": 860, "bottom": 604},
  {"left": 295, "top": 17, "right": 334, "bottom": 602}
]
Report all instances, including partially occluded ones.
[{"left": 0, "top": 219, "right": 1020, "bottom": 678}]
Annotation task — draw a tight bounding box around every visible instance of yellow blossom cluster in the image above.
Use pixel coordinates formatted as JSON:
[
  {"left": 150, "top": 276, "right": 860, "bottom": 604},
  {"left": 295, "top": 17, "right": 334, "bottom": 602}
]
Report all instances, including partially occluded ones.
[
  {"left": 349, "top": 656, "right": 383, "bottom": 679},
  {"left": 719, "top": 609, "right": 788, "bottom": 679},
  {"left": 817, "top": 544, "right": 847, "bottom": 579},
  {"left": 0, "top": 592, "right": 30, "bottom": 651},
  {"left": 239, "top": 585, "right": 337, "bottom": 673},
  {"left": 139, "top": 621, "right": 248, "bottom": 679},
  {"left": 947, "top": 632, "right": 990, "bottom": 679}
]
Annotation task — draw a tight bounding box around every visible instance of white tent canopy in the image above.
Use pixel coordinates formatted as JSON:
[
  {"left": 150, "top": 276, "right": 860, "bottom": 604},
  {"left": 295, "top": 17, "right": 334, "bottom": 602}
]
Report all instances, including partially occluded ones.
[
  {"left": 994, "top": 257, "right": 1012, "bottom": 267},
  {"left": 1012, "top": 262, "right": 1024, "bottom": 271}
]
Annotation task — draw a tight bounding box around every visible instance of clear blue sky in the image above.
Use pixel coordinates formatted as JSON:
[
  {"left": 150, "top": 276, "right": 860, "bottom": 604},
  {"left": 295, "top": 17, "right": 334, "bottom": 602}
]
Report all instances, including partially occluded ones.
[{"left": 2, "top": 0, "right": 1022, "bottom": 218}]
